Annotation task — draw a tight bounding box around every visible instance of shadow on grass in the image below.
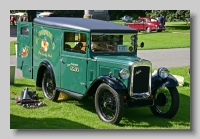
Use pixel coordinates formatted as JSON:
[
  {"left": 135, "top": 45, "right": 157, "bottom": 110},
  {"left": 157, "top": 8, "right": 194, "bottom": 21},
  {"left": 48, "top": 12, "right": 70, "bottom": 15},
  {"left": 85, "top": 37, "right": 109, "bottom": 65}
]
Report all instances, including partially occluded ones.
[
  {"left": 10, "top": 114, "right": 93, "bottom": 129},
  {"left": 58, "top": 96, "right": 97, "bottom": 114},
  {"left": 167, "top": 25, "right": 190, "bottom": 30},
  {"left": 183, "top": 82, "right": 190, "bottom": 87},
  {"left": 11, "top": 83, "right": 35, "bottom": 88},
  {"left": 118, "top": 93, "right": 190, "bottom": 128},
  {"left": 73, "top": 93, "right": 190, "bottom": 128}
]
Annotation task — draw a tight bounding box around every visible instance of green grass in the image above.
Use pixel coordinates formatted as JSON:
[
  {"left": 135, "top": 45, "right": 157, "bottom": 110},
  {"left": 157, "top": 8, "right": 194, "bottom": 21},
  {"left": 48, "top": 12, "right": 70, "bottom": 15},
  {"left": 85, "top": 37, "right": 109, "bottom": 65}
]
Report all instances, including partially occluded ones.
[
  {"left": 137, "top": 32, "right": 190, "bottom": 50},
  {"left": 10, "top": 41, "right": 16, "bottom": 55},
  {"left": 10, "top": 66, "right": 190, "bottom": 129},
  {"left": 165, "top": 22, "right": 190, "bottom": 33}
]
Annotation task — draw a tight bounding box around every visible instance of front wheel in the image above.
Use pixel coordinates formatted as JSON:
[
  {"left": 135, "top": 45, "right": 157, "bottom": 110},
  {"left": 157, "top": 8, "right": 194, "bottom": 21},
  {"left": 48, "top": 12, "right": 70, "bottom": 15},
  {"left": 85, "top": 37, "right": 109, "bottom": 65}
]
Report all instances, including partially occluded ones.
[
  {"left": 95, "top": 83, "right": 124, "bottom": 125},
  {"left": 150, "top": 87, "right": 179, "bottom": 118},
  {"left": 42, "top": 70, "right": 60, "bottom": 101}
]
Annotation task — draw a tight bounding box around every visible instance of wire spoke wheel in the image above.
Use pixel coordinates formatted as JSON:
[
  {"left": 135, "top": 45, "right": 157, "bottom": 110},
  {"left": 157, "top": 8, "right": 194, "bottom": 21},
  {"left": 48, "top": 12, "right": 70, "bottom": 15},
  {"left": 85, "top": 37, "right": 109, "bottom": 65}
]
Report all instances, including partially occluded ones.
[
  {"left": 43, "top": 71, "right": 54, "bottom": 98},
  {"left": 100, "top": 91, "right": 117, "bottom": 120},
  {"left": 42, "top": 70, "right": 60, "bottom": 101},
  {"left": 150, "top": 87, "right": 179, "bottom": 118},
  {"left": 155, "top": 88, "right": 172, "bottom": 114},
  {"left": 95, "top": 83, "right": 124, "bottom": 124}
]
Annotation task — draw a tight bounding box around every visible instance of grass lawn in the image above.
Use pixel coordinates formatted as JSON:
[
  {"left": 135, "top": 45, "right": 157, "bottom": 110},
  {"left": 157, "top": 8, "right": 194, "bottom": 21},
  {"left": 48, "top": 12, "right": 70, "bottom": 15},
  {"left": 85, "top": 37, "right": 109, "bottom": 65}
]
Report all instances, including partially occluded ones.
[
  {"left": 10, "top": 41, "right": 16, "bottom": 55},
  {"left": 10, "top": 66, "right": 190, "bottom": 129},
  {"left": 137, "top": 32, "right": 190, "bottom": 50}
]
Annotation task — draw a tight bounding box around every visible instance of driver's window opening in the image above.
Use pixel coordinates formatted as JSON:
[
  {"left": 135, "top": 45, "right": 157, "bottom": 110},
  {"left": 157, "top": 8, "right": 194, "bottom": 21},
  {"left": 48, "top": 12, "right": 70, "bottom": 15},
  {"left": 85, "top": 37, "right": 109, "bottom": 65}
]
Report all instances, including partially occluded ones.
[
  {"left": 91, "top": 34, "right": 137, "bottom": 53},
  {"left": 64, "top": 32, "right": 87, "bottom": 54}
]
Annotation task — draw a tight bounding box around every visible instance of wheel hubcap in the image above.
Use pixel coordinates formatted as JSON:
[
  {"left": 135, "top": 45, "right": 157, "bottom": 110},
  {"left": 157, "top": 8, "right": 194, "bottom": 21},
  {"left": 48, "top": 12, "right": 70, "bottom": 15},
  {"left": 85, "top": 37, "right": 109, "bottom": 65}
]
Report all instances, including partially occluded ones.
[
  {"left": 157, "top": 93, "right": 167, "bottom": 106},
  {"left": 103, "top": 102, "right": 107, "bottom": 107},
  {"left": 100, "top": 92, "right": 116, "bottom": 120},
  {"left": 44, "top": 72, "right": 54, "bottom": 98},
  {"left": 154, "top": 87, "right": 172, "bottom": 114}
]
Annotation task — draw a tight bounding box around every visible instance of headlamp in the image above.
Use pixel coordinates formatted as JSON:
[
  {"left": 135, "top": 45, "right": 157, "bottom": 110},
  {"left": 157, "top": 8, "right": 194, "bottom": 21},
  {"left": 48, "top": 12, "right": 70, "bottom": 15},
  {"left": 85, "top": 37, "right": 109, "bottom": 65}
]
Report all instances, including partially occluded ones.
[{"left": 157, "top": 67, "right": 170, "bottom": 79}]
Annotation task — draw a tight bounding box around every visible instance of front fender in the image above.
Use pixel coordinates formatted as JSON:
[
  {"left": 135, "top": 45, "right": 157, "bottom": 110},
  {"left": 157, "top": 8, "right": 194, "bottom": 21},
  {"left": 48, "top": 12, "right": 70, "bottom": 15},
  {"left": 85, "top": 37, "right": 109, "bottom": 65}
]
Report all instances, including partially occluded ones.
[
  {"left": 85, "top": 75, "right": 127, "bottom": 96},
  {"left": 151, "top": 74, "right": 179, "bottom": 92},
  {"left": 97, "top": 76, "right": 127, "bottom": 90}
]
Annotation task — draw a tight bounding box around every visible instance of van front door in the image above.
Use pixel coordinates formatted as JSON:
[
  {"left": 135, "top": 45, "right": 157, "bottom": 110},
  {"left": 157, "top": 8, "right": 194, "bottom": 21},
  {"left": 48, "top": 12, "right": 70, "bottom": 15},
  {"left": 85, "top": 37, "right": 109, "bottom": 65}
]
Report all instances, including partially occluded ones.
[
  {"left": 60, "top": 32, "right": 88, "bottom": 94},
  {"left": 17, "top": 22, "right": 33, "bottom": 78}
]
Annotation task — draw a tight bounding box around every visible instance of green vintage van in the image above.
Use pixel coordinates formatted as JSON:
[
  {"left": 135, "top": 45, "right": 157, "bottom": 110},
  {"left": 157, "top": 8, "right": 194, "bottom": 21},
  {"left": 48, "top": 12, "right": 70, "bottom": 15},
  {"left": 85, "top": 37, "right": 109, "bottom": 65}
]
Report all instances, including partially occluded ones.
[{"left": 16, "top": 17, "right": 179, "bottom": 124}]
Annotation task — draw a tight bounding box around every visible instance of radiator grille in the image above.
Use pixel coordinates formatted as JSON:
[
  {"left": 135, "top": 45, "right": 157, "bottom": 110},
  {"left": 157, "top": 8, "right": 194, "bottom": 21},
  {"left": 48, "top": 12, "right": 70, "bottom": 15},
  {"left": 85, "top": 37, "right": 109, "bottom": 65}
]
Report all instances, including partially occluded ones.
[{"left": 133, "top": 66, "right": 150, "bottom": 93}]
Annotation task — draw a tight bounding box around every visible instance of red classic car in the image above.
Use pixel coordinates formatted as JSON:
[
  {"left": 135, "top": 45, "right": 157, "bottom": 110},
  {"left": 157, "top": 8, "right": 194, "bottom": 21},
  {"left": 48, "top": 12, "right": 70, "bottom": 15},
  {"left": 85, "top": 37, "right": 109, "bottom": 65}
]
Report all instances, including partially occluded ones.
[{"left": 124, "top": 17, "right": 166, "bottom": 33}]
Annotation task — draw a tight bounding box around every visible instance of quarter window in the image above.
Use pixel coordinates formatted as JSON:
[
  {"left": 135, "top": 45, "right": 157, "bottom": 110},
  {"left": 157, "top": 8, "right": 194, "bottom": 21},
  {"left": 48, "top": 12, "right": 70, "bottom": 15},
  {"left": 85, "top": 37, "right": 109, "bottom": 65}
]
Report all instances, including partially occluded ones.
[
  {"left": 21, "top": 27, "right": 29, "bottom": 36},
  {"left": 64, "top": 32, "right": 87, "bottom": 54}
]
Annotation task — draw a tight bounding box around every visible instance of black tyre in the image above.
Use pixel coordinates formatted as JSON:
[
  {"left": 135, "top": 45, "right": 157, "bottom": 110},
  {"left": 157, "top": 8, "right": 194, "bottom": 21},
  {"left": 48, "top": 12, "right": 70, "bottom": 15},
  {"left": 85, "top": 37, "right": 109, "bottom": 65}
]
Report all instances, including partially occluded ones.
[
  {"left": 150, "top": 87, "right": 179, "bottom": 118},
  {"left": 42, "top": 70, "right": 60, "bottom": 101},
  {"left": 95, "top": 83, "right": 124, "bottom": 124}
]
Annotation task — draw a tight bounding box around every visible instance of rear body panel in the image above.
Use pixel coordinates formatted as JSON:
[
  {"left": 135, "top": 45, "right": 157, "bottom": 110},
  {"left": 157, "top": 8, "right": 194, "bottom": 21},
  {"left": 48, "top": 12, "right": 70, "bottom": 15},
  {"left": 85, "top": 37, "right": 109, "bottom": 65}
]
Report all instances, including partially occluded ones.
[{"left": 17, "top": 22, "right": 33, "bottom": 78}]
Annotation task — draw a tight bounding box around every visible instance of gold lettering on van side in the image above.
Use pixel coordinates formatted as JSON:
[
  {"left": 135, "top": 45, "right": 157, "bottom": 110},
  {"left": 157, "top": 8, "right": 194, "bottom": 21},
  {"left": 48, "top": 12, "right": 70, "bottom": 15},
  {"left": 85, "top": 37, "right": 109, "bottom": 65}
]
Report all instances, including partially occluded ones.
[
  {"left": 67, "top": 63, "right": 79, "bottom": 72},
  {"left": 38, "top": 50, "right": 52, "bottom": 58},
  {"left": 47, "top": 53, "right": 52, "bottom": 58},
  {"left": 36, "top": 30, "right": 55, "bottom": 48},
  {"left": 38, "top": 30, "right": 53, "bottom": 40}
]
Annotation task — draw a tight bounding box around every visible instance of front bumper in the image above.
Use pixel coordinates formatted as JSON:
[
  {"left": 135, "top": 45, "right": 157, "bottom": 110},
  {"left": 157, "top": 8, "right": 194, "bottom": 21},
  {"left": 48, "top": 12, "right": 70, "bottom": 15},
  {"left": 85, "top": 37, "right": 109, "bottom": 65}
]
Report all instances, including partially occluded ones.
[
  {"left": 125, "top": 98, "right": 154, "bottom": 107},
  {"left": 152, "top": 26, "right": 165, "bottom": 31}
]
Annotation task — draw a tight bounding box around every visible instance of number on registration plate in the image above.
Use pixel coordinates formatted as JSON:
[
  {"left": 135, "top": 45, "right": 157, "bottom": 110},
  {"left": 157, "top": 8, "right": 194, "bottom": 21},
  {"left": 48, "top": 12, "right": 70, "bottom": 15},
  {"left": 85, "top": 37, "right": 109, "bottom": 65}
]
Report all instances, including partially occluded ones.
[{"left": 117, "top": 45, "right": 128, "bottom": 52}]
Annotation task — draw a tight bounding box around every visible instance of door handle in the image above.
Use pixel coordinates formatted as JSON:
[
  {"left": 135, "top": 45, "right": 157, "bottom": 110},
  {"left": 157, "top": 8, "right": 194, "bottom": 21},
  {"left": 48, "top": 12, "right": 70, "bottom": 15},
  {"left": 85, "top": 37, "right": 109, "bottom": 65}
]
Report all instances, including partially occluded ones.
[{"left": 60, "top": 59, "right": 65, "bottom": 64}]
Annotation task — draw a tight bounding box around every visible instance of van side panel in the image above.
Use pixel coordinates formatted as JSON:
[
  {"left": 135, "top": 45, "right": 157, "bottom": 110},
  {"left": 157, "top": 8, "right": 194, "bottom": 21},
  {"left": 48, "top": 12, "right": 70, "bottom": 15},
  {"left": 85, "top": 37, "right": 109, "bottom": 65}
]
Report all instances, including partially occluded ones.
[{"left": 33, "top": 24, "right": 61, "bottom": 87}]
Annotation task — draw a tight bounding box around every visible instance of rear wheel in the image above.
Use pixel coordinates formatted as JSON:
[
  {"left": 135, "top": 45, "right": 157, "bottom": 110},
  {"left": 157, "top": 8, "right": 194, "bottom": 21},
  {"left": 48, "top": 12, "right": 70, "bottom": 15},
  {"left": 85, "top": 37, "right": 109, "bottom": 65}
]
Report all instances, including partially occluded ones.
[
  {"left": 95, "top": 83, "right": 124, "bottom": 125},
  {"left": 42, "top": 70, "right": 60, "bottom": 101},
  {"left": 150, "top": 87, "right": 179, "bottom": 118},
  {"left": 146, "top": 27, "right": 151, "bottom": 33}
]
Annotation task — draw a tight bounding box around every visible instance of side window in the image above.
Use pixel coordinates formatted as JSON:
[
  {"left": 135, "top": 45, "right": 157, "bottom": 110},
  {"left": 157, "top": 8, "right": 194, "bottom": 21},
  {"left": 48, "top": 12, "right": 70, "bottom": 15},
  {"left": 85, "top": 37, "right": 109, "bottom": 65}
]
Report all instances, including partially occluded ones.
[
  {"left": 64, "top": 32, "right": 87, "bottom": 54},
  {"left": 140, "top": 19, "right": 145, "bottom": 23},
  {"left": 21, "top": 27, "right": 29, "bottom": 36}
]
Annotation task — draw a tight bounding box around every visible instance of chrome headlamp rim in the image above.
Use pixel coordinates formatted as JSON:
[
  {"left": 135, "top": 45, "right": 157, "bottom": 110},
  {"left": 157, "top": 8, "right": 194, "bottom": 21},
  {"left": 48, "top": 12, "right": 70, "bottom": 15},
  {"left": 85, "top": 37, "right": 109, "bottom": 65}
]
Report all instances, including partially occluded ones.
[
  {"left": 157, "top": 67, "right": 170, "bottom": 79},
  {"left": 119, "top": 68, "right": 130, "bottom": 80}
]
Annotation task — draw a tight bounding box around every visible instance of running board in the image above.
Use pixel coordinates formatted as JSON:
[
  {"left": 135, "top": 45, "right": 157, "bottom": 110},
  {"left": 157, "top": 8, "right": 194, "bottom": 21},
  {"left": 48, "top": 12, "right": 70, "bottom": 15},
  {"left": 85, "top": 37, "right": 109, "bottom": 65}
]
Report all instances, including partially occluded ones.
[{"left": 56, "top": 87, "right": 84, "bottom": 100}]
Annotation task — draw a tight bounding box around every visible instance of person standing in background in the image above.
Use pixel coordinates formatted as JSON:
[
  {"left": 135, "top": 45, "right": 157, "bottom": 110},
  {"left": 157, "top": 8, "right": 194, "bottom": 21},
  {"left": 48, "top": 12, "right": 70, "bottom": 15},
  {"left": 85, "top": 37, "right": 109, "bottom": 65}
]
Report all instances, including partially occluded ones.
[
  {"left": 162, "top": 16, "right": 166, "bottom": 25},
  {"left": 162, "top": 16, "right": 166, "bottom": 31},
  {"left": 158, "top": 15, "right": 163, "bottom": 23},
  {"left": 10, "top": 15, "right": 16, "bottom": 25}
]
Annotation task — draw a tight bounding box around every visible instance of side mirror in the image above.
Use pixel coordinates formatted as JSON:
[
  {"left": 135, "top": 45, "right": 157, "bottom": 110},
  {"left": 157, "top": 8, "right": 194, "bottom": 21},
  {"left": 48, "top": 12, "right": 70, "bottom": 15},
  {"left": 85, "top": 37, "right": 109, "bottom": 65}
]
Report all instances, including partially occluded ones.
[{"left": 140, "top": 42, "right": 144, "bottom": 48}]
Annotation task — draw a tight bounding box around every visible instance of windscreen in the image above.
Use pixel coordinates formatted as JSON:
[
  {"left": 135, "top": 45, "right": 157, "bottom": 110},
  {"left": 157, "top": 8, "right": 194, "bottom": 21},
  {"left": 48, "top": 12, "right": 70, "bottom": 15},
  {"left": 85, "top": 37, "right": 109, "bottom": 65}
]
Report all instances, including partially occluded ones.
[{"left": 91, "top": 33, "right": 138, "bottom": 53}]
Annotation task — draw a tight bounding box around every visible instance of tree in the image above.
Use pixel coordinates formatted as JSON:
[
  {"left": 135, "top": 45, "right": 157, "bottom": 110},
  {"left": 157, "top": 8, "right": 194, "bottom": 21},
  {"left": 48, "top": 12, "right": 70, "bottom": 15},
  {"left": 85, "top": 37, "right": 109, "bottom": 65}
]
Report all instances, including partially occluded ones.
[
  {"left": 27, "top": 10, "right": 36, "bottom": 22},
  {"left": 144, "top": 10, "right": 190, "bottom": 22}
]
